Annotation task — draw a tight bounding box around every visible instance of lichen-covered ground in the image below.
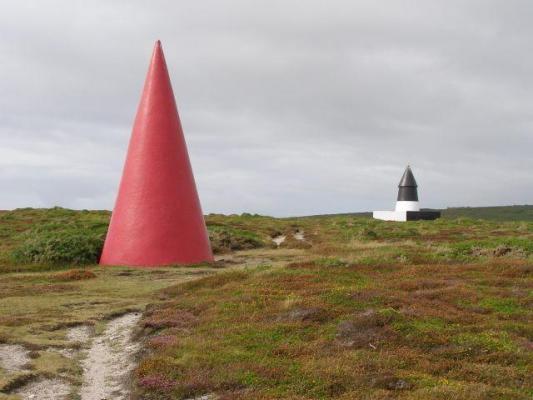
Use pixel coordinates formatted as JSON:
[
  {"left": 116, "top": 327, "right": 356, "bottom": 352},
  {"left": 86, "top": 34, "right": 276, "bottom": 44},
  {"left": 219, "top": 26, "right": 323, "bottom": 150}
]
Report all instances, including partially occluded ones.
[{"left": 0, "top": 208, "right": 531, "bottom": 399}]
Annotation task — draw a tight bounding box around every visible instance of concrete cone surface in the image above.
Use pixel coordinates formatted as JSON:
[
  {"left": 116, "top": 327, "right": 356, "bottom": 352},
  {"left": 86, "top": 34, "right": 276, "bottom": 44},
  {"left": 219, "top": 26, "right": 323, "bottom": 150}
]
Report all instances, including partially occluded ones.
[{"left": 100, "top": 41, "right": 213, "bottom": 266}]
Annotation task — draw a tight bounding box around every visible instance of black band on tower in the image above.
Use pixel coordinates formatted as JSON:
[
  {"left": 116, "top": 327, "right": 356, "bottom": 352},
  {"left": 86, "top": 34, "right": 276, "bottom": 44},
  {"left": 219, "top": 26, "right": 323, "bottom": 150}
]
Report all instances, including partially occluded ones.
[
  {"left": 397, "top": 165, "right": 419, "bottom": 201},
  {"left": 397, "top": 186, "right": 419, "bottom": 201}
]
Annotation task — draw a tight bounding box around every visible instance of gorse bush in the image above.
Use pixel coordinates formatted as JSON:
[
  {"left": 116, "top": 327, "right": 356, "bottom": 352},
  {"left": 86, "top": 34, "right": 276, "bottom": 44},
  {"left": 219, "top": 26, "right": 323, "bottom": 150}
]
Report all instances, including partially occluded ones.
[
  {"left": 11, "top": 231, "right": 104, "bottom": 265},
  {"left": 4, "top": 208, "right": 109, "bottom": 266}
]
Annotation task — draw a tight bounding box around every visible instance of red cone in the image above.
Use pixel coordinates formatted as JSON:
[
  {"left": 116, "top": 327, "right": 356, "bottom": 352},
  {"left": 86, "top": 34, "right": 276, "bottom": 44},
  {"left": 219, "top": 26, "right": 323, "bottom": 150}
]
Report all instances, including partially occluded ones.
[{"left": 100, "top": 41, "right": 213, "bottom": 266}]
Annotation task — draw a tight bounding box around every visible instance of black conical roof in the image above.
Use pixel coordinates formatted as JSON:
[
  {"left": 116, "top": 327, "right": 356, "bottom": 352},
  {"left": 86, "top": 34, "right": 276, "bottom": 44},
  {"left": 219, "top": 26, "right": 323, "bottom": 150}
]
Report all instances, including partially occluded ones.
[{"left": 398, "top": 165, "right": 417, "bottom": 187}]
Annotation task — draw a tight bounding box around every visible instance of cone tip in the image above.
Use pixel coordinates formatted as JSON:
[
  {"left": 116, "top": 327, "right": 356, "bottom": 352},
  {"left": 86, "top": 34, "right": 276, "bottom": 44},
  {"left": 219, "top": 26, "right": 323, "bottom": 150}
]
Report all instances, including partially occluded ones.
[{"left": 152, "top": 40, "right": 163, "bottom": 58}]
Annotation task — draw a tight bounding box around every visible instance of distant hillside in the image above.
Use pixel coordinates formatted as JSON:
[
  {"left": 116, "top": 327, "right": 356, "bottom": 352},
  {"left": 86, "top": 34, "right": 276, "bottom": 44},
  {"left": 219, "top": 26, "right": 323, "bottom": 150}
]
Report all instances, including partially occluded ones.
[
  {"left": 438, "top": 205, "right": 533, "bottom": 221},
  {"left": 306, "top": 205, "right": 533, "bottom": 221}
]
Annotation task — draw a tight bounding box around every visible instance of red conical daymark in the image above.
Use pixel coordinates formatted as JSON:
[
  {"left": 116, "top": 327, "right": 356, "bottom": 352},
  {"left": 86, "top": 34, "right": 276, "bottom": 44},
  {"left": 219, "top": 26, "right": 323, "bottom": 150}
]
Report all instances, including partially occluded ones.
[{"left": 100, "top": 41, "right": 213, "bottom": 266}]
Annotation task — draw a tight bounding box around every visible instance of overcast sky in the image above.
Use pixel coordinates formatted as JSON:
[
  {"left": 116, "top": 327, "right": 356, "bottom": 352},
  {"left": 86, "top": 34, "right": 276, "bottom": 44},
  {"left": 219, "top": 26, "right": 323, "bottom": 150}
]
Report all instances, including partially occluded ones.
[{"left": 0, "top": 1, "right": 531, "bottom": 216}]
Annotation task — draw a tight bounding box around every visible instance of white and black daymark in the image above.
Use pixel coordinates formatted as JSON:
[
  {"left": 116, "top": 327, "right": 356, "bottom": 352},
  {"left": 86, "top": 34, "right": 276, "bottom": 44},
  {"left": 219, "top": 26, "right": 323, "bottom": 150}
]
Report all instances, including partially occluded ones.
[{"left": 373, "top": 165, "right": 441, "bottom": 222}]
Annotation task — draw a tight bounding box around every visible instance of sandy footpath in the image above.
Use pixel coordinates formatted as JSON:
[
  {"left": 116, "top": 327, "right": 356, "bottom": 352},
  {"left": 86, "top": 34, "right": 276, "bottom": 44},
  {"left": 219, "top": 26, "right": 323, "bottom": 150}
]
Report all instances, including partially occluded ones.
[
  {"left": 79, "top": 312, "right": 142, "bottom": 400},
  {"left": 3, "top": 312, "right": 142, "bottom": 400}
]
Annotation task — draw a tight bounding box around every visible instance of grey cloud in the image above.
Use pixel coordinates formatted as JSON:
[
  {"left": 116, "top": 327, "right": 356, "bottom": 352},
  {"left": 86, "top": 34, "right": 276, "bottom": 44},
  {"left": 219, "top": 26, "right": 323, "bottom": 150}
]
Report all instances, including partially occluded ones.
[{"left": 0, "top": 0, "right": 531, "bottom": 216}]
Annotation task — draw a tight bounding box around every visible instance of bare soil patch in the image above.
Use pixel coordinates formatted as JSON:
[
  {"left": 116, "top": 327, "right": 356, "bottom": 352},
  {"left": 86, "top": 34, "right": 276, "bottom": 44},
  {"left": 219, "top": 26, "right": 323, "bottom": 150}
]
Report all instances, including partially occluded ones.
[
  {"left": 0, "top": 344, "right": 30, "bottom": 372},
  {"left": 13, "top": 378, "right": 70, "bottom": 400}
]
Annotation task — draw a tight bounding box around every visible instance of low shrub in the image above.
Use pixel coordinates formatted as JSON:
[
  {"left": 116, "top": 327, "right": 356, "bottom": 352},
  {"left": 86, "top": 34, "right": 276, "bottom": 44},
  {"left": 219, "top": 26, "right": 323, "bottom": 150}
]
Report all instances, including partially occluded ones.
[
  {"left": 208, "top": 226, "right": 264, "bottom": 253},
  {"left": 138, "top": 373, "right": 178, "bottom": 392},
  {"left": 358, "top": 227, "right": 379, "bottom": 240},
  {"left": 315, "top": 257, "right": 347, "bottom": 267},
  {"left": 143, "top": 308, "right": 198, "bottom": 330},
  {"left": 449, "top": 238, "right": 533, "bottom": 260},
  {"left": 11, "top": 231, "right": 104, "bottom": 265},
  {"left": 54, "top": 269, "right": 97, "bottom": 281}
]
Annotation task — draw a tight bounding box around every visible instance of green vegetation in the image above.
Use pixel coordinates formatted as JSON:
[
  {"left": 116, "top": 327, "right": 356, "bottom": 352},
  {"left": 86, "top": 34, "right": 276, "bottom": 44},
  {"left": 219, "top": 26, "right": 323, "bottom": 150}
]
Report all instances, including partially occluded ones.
[
  {"left": 0, "top": 207, "right": 109, "bottom": 270},
  {"left": 133, "top": 212, "right": 532, "bottom": 399},
  {"left": 441, "top": 205, "right": 533, "bottom": 221},
  {"left": 0, "top": 208, "right": 531, "bottom": 399},
  {"left": 0, "top": 209, "right": 296, "bottom": 269},
  {"left": 136, "top": 257, "right": 532, "bottom": 399},
  {"left": 11, "top": 231, "right": 104, "bottom": 265},
  {"left": 310, "top": 205, "right": 533, "bottom": 221},
  {"left": 0, "top": 264, "right": 225, "bottom": 397}
]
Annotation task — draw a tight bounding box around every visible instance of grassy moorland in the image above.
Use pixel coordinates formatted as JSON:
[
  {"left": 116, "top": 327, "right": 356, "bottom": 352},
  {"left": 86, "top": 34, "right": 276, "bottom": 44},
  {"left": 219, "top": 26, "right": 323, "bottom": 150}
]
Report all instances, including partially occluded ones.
[
  {"left": 0, "top": 208, "right": 223, "bottom": 398},
  {"left": 0, "top": 208, "right": 302, "bottom": 398},
  {"left": 310, "top": 205, "right": 533, "bottom": 222},
  {"left": 0, "top": 208, "right": 532, "bottom": 399},
  {"left": 440, "top": 205, "right": 533, "bottom": 221},
  {"left": 137, "top": 214, "right": 532, "bottom": 399}
]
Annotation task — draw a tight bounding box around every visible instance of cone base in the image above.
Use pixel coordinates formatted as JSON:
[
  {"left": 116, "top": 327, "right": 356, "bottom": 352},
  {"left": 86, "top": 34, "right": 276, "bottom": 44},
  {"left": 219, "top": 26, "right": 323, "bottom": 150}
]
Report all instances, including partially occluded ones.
[{"left": 99, "top": 256, "right": 214, "bottom": 268}]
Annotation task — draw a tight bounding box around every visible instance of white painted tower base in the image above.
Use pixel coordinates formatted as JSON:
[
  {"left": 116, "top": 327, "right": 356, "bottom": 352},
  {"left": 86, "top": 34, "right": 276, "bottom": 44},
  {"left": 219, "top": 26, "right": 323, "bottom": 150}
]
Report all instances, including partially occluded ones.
[
  {"left": 373, "top": 201, "right": 420, "bottom": 221},
  {"left": 373, "top": 210, "right": 409, "bottom": 222},
  {"left": 395, "top": 201, "right": 420, "bottom": 212}
]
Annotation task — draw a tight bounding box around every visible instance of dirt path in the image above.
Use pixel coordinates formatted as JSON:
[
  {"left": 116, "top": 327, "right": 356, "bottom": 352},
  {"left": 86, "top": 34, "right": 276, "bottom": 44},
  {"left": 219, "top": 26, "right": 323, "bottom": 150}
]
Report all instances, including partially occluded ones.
[
  {"left": 0, "top": 344, "right": 30, "bottom": 372},
  {"left": 79, "top": 312, "right": 142, "bottom": 400},
  {"left": 5, "top": 313, "right": 142, "bottom": 400},
  {"left": 14, "top": 379, "right": 71, "bottom": 400},
  {"left": 66, "top": 325, "right": 92, "bottom": 343},
  {"left": 0, "top": 344, "right": 70, "bottom": 400}
]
